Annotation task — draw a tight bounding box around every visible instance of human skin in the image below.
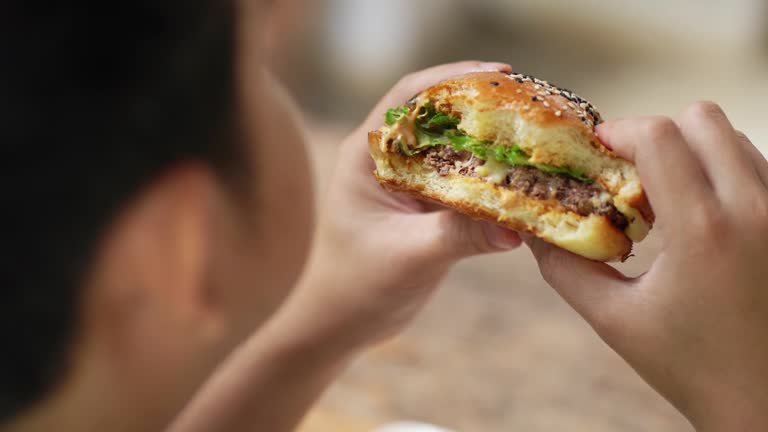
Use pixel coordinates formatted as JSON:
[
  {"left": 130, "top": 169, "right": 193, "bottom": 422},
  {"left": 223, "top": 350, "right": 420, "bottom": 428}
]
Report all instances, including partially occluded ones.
[{"left": 527, "top": 102, "right": 768, "bottom": 431}]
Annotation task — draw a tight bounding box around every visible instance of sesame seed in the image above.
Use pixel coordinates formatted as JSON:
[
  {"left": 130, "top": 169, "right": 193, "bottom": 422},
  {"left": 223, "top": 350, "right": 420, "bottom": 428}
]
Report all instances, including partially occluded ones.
[{"left": 507, "top": 71, "right": 603, "bottom": 129}]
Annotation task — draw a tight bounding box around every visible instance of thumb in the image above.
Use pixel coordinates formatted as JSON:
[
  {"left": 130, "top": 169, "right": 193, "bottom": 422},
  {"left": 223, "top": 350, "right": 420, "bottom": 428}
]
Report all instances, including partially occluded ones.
[
  {"left": 525, "top": 235, "right": 631, "bottom": 333},
  {"left": 410, "top": 211, "right": 522, "bottom": 262}
]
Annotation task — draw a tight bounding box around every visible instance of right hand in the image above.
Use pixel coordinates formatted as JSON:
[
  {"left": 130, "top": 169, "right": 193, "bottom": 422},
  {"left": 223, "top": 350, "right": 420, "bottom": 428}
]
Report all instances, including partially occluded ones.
[{"left": 526, "top": 102, "right": 768, "bottom": 431}]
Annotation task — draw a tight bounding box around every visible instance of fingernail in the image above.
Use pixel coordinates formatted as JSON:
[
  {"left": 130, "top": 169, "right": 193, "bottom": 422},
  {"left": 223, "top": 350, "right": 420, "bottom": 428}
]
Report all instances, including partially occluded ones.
[
  {"left": 482, "top": 223, "right": 521, "bottom": 250},
  {"left": 479, "top": 62, "right": 512, "bottom": 72}
]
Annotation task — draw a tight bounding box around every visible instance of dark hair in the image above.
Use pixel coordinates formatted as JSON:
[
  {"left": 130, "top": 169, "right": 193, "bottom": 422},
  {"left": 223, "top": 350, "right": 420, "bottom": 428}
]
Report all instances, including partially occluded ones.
[{"left": 1, "top": 1, "right": 238, "bottom": 421}]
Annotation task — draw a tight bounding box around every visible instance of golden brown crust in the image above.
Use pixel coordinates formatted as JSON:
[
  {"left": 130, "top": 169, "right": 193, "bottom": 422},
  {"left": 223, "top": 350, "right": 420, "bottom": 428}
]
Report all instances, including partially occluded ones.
[
  {"left": 426, "top": 72, "right": 593, "bottom": 124},
  {"left": 419, "top": 71, "right": 605, "bottom": 147}
]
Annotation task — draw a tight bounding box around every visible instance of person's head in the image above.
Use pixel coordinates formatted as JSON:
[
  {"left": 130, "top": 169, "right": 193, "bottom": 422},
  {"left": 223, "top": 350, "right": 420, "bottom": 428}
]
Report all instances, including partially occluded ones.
[{"left": 2, "top": 1, "right": 313, "bottom": 428}]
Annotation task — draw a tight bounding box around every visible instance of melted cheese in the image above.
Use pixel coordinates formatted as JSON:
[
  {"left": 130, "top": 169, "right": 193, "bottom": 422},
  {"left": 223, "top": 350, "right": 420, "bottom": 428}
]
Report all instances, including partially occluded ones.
[
  {"left": 590, "top": 191, "right": 612, "bottom": 209},
  {"left": 475, "top": 158, "right": 509, "bottom": 184}
]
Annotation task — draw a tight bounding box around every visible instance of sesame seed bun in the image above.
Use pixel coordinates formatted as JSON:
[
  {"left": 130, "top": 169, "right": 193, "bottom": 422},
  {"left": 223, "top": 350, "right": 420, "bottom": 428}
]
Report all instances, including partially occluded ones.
[{"left": 369, "top": 71, "right": 654, "bottom": 262}]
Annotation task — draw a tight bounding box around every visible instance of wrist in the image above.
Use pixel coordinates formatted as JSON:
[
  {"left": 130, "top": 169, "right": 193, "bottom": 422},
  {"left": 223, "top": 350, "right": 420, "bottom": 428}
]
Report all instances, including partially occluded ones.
[{"left": 261, "top": 258, "right": 367, "bottom": 363}]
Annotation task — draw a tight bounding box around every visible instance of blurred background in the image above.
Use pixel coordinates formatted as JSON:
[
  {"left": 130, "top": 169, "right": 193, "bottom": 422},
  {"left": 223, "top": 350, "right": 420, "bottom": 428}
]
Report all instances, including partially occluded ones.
[{"left": 263, "top": 1, "right": 768, "bottom": 431}]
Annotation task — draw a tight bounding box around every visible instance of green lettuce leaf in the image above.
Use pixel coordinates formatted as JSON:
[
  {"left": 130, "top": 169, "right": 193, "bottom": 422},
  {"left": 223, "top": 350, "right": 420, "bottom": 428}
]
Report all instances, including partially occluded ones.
[
  {"left": 492, "top": 143, "right": 531, "bottom": 166},
  {"left": 445, "top": 133, "right": 489, "bottom": 159},
  {"left": 422, "top": 112, "right": 460, "bottom": 129},
  {"left": 384, "top": 104, "right": 591, "bottom": 182},
  {"left": 385, "top": 106, "right": 410, "bottom": 126}
]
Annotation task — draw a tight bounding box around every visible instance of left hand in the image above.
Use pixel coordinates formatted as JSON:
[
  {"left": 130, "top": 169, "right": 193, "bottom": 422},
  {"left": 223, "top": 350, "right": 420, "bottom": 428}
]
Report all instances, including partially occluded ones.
[{"left": 283, "top": 61, "right": 522, "bottom": 353}]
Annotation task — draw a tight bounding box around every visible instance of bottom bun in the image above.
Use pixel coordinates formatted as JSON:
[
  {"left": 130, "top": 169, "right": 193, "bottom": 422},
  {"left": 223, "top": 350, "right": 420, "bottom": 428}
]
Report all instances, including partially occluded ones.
[{"left": 369, "top": 134, "right": 632, "bottom": 262}]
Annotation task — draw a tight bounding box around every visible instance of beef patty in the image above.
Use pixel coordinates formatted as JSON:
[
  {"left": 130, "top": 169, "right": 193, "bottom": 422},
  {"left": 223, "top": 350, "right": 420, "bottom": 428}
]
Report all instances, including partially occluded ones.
[{"left": 424, "top": 146, "right": 629, "bottom": 231}]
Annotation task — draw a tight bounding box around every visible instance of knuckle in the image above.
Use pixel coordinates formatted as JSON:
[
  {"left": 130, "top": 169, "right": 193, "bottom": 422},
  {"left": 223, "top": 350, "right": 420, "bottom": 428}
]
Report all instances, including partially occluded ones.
[
  {"left": 735, "top": 130, "right": 753, "bottom": 146},
  {"left": 641, "top": 117, "right": 680, "bottom": 155},
  {"left": 459, "top": 219, "right": 491, "bottom": 255},
  {"left": 431, "top": 211, "right": 458, "bottom": 252},
  {"left": 532, "top": 242, "right": 565, "bottom": 286},
  {"left": 644, "top": 117, "right": 679, "bottom": 142},
  {"left": 683, "top": 100, "right": 726, "bottom": 122},
  {"left": 433, "top": 212, "right": 488, "bottom": 257},
  {"left": 469, "top": 231, "right": 491, "bottom": 254},
  {"left": 686, "top": 201, "right": 726, "bottom": 236}
]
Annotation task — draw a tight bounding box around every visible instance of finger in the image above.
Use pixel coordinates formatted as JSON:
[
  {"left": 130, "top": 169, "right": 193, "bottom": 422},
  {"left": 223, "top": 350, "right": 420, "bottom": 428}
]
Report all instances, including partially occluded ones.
[
  {"left": 596, "top": 117, "right": 713, "bottom": 226},
  {"left": 365, "top": 60, "right": 512, "bottom": 129},
  {"left": 735, "top": 130, "right": 768, "bottom": 188},
  {"left": 675, "top": 101, "right": 761, "bottom": 197},
  {"left": 525, "top": 235, "right": 632, "bottom": 339},
  {"left": 411, "top": 211, "right": 521, "bottom": 262},
  {"left": 419, "top": 200, "right": 451, "bottom": 213}
]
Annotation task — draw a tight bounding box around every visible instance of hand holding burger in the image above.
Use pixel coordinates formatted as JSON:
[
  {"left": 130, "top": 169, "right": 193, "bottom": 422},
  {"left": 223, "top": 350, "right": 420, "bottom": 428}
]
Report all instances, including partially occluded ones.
[
  {"left": 368, "top": 71, "right": 768, "bottom": 430},
  {"left": 529, "top": 104, "right": 768, "bottom": 430}
]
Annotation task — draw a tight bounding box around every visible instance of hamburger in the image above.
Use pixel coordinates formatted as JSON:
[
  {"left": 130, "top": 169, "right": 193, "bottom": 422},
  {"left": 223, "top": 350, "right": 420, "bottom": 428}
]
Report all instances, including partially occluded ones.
[{"left": 368, "top": 71, "right": 654, "bottom": 262}]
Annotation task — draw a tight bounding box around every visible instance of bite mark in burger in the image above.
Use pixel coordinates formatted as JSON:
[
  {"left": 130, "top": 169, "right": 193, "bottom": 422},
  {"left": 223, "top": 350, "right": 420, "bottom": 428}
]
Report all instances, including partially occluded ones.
[{"left": 368, "top": 72, "right": 655, "bottom": 262}]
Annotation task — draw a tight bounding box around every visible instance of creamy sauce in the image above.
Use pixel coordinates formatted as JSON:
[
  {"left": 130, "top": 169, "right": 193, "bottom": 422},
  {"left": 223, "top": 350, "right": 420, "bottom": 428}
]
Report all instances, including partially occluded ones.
[{"left": 379, "top": 100, "right": 428, "bottom": 152}]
